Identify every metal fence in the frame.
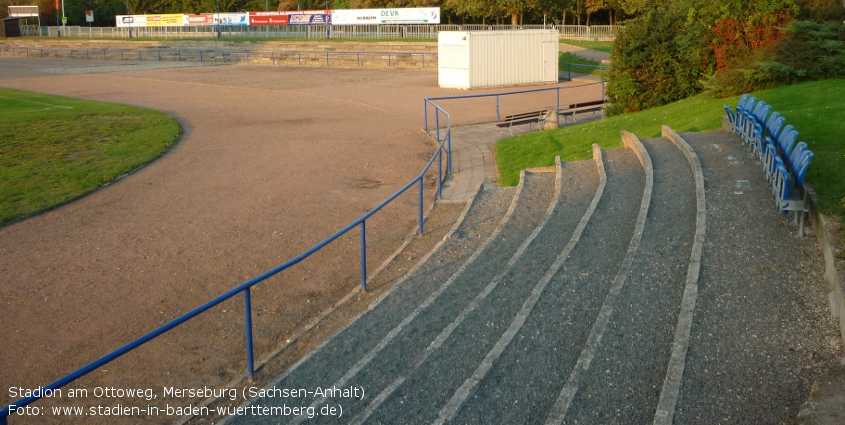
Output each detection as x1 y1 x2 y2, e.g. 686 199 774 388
30 24 619 40
559 25 620 40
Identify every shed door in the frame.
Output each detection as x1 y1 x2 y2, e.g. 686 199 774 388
543 41 558 82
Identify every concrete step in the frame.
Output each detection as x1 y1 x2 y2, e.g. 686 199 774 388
443 141 650 424
559 134 697 424
672 130 842 425
0 45 437 69
223 181 521 425
341 157 602 424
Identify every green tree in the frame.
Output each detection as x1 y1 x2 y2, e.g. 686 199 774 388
605 7 705 114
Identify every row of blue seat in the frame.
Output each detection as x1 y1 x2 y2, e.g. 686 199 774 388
724 94 814 236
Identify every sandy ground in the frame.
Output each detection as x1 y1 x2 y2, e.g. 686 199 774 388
0 57 590 424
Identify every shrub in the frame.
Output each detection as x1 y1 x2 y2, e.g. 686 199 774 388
605 8 706 114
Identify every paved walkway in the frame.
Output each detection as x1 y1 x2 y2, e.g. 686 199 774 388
559 43 611 64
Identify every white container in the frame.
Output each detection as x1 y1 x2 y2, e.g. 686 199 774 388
438 30 559 89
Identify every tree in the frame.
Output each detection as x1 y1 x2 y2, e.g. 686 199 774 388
605 7 706 113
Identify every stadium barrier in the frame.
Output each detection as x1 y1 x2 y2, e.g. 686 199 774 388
29 24 621 40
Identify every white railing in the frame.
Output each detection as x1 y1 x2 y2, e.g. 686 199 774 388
31 24 620 40
559 25 621 40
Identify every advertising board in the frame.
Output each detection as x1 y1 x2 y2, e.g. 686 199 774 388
331 8 439 25
116 15 147 27
146 14 185 26
214 13 249 26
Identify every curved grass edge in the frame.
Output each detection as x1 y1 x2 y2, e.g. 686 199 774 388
0 87 183 226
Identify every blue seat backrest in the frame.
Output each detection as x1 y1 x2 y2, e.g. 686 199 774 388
737 94 749 110
789 142 807 170
795 151 814 185
779 129 798 156
777 124 794 145
757 104 772 125
742 97 758 113
768 116 785 139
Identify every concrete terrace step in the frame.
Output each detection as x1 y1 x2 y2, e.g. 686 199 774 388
225 167 562 425
673 130 842 424
357 165 590 424
0 45 437 69
447 141 650 424
222 181 520 425
559 134 697 424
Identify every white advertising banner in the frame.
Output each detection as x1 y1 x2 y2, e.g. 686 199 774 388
331 8 440 25
116 15 147 27
213 13 249 26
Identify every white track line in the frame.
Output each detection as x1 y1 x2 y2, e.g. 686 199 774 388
544 133 654 425
354 164 568 425
0 95 74 110
284 175 528 425
652 126 706 425
434 147 608 425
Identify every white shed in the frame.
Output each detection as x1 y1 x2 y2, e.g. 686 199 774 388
438 30 559 90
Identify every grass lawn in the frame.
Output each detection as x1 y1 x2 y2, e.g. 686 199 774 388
495 79 845 216
0 88 182 225
559 39 613 53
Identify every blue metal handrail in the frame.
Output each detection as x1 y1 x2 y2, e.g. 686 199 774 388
0 46 437 68
560 62 609 82
0 120 450 424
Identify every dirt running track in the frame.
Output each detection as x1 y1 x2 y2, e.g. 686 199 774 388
0 57 598 424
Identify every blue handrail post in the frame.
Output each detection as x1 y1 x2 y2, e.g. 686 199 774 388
435 111 440 143
418 179 424 235
244 288 255 382
496 96 500 121
423 100 428 132
446 119 452 174
568 64 572 81
360 221 367 291
437 148 442 199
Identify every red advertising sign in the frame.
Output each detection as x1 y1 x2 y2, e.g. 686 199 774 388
186 14 213 25
249 12 289 26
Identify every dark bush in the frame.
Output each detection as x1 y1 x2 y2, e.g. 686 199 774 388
605 8 708 115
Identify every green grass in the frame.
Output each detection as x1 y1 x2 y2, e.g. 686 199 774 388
559 39 613 53
0 88 182 225
495 78 845 216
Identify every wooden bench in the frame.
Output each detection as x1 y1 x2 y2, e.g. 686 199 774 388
560 99 607 124
495 109 550 136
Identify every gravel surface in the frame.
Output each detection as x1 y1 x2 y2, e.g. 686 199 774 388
445 147 644 424
674 131 842 425
360 172 558 424
226 185 516 425
448 158 602 424
565 137 696 424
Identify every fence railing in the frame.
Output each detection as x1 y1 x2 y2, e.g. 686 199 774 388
423 82 607 148
24 24 619 40
0 105 452 425
0 45 437 68
559 25 621 40
560 62 609 82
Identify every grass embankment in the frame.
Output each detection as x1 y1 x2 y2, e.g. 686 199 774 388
495 79 845 216
0 88 182 225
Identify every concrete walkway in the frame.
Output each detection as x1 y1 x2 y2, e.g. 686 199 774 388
559 43 611 64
